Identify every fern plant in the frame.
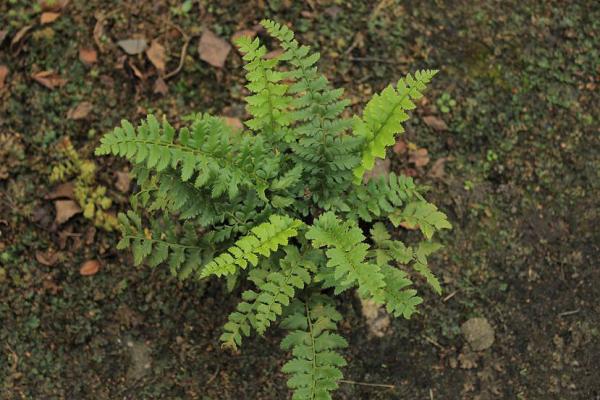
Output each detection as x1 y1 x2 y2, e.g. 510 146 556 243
96 20 451 399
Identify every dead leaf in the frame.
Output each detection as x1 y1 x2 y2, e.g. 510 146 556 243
423 115 448 131
93 16 105 50
364 159 390 182
115 171 132 193
40 0 69 11
399 221 419 230
79 47 97 66
54 200 81 224
393 139 407 154
35 250 59 266
46 182 75 200
67 101 93 120
265 49 284 60
428 157 449 179
231 29 256 43
118 38 148 55
153 77 168 95
0 65 8 89
222 117 243 132
32 70 67 89
40 12 60 24
409 148 430 167
80 259 100 276
10 24 34 49
198 30 231 68
126 59 146 80
146 40 166 72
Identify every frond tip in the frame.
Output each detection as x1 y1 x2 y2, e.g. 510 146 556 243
352 69 438 183
280 295 347 400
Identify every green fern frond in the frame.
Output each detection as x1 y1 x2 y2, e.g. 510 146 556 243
235 35 293 143
117 211 205 278
262 19 358 206
380 264 423 318
344 172 424 221
280 295 347 400
306 212 386 302
200 215 304 278
389 201 452 240
352 70 438 183
96 114 274 200
220 247 315 350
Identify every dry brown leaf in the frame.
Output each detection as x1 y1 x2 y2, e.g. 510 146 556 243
93 16 105 50
54 200 81 224
231 29 257 44
153 77 168 95
79 47 97 66
222 117 243 132
80 259 100 276
11 24 33 49
364 159 390 182
198 30 231 68
399 221 419 230
428 157 449 179
409 148 430 167
118 38 148 55
0 65 8 89
40 12 60 24
40 0 69 11
32 70 67 89
265 49 284 60
146 40 166 72
423 115 448 131
67 101 93 120
35 250 59 266
126 60 146 80
393 139 407 154
46 182 75 200
115 171 132 193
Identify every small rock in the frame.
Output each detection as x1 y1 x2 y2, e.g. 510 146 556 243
461 317 495 351
360 297 391 338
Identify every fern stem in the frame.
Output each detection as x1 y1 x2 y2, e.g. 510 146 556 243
305 300 318 400
122 235 201 250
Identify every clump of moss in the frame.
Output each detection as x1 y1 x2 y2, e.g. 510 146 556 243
50 137 117 231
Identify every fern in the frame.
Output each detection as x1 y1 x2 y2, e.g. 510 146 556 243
353 70 438 183
280 295 347 400
96 20 451 399
221 246 315 349
306 212 386 302
199 215 304 278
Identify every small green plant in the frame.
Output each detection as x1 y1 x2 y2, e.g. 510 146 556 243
96 20 451 399
436 92 456 113
50 137 118 231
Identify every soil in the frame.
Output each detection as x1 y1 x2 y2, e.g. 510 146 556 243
1 1 599 399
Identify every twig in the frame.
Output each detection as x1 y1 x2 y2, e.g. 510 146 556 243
423 335 444 350
339 379 395 389
430 388 434 400
164 23 195 80
558 309 580 318
206 366 220 385
442 291 457 302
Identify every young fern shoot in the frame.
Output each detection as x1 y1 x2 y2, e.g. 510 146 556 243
96 19 451 400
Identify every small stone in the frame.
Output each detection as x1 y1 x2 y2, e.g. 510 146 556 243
461 317 495 351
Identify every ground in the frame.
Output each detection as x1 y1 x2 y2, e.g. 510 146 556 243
0 1 599 399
